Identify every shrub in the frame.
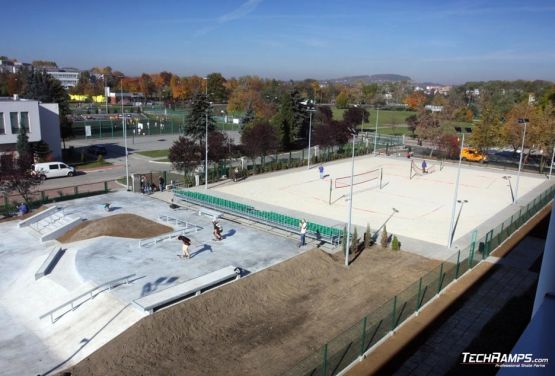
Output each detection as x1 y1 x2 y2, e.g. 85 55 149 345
341 225 347 255
392 235 400 251
350 227 358 254
364 223 371 249
96 154 105 163
380 226 389 248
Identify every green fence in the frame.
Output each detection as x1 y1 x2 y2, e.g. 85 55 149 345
174 189 344 245
2 181 113 214
283 184 555 376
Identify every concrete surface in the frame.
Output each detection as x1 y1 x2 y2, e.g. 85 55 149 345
0 190 305 376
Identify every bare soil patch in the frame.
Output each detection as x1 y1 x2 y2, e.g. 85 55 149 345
64 247 438 376
57 213 172 243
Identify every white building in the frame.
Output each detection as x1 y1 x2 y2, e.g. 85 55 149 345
45 68 80 88
0 97 61 160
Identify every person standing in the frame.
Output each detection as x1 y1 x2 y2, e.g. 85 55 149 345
177 235 191 258
213 220 223 241
299 219 308 247
159 176 165 192
421 160 428 174
318 165 324 179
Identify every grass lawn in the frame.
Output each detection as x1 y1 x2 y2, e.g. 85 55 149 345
75 160 112 169
136 149 168 158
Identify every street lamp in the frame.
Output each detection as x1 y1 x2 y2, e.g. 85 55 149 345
373 106 379 155
449 199 468 246
345 128 357 267
447 133 465 247
549 145 555 179
204 77 209 190
514 118 528 203
503 176 515 203
306 101 316 169
120 81 129 190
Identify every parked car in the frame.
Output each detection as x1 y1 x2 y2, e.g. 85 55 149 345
86 145 107 156
461 147 487 163
33 162 75 180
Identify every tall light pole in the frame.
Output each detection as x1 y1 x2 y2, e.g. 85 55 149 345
373 106 379 155
450 199 468 246
514 118 528 203
307 101 316 169
503 176 515 203
549 145 555 179
447 133 465 247
120 81 129 190
345 128 357 267
204 77 208 190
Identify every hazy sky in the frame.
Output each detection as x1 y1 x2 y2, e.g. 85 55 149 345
3 0 555 83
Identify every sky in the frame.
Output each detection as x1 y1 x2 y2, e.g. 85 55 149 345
2 0 555 84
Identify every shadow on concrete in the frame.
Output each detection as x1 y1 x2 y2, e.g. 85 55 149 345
141 276 180 297
41 303 132 375
190 244 213 258
222 229 236 239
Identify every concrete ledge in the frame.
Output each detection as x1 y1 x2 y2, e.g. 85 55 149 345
18 206 58 228
40 216 82 242
346 202 552 376
134 266 240 314
35 247 64 280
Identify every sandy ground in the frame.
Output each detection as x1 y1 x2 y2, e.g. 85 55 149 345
62 247 438 376
57 214 172 243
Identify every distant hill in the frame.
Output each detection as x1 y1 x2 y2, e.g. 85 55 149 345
322 74 412 84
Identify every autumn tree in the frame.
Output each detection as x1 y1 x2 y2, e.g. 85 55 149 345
241 121 279 167
404 91 427 109
207 131 230 163
0 152 42 206
343 107 369 128
469 106 502 152
168 136 202 172
207 73 228 103
335 91 349 109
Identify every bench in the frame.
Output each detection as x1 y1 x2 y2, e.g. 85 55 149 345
35 247 65 280
198 207 222 220
134 266 240 314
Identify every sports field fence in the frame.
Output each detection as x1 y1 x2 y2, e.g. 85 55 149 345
283 183 555 376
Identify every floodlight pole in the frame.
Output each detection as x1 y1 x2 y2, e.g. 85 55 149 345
345 130 356 267
307 109 313 169
120 81 129 190
514 119 528 203
204 77 208 190
447 133 464 248
373 107 379 155
549 145 555 179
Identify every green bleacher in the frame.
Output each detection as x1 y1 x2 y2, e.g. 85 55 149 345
173 188 344 245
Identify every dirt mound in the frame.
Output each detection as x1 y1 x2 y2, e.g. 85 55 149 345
64 248 438 375
57 214 172 243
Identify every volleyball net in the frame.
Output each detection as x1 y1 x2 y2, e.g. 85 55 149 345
335 168 381 189
410 159 443 179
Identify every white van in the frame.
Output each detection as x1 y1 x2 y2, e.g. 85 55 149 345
33 162 75 180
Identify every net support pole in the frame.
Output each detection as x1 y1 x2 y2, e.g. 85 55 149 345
410 161 413 180
380 168 383 189
329 179 333 205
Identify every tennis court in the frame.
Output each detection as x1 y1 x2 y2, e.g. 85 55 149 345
212 155 546 249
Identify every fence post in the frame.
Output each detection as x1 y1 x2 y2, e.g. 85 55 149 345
391 295 397 330
455 250 461 279
416 277 423 310
360 316 367 356
104 181 108 192
322 343 328 376
41 191 46 204
74 186 78 196
437 263 444 293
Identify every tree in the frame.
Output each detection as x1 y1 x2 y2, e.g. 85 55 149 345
470 106 502 152
207 73 228 103
391 236 400 251
242 103 255 126
272 89 306 149
21 69 73 149
335 91 349 109
343 107 369 128
16 125 33 170
185 93 216 144
168 136 202 172
404 91 427 109
207 131 230 163
241 120 279 164
405 114 418 135
380 226 389 248
0 152 42 206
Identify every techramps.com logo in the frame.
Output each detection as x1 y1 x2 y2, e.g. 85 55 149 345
461 352 549 368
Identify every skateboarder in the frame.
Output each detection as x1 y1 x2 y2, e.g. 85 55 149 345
177 235 191 258
213 220 223 241
299 219 307 247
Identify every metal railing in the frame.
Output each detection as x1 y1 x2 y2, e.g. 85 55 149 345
39 273 136 324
